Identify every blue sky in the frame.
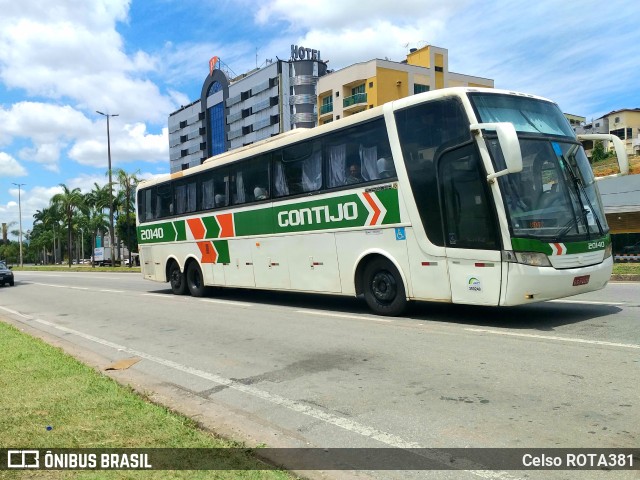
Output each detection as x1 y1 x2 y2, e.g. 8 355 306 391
1 0 638 236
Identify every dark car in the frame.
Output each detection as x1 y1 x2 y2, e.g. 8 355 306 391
622 241 640 254
0 262 14 286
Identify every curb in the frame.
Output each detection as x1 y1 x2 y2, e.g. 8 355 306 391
610 274 640 282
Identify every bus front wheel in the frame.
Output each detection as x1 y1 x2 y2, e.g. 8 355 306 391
363 258 407 316
169 262 187 295
186 262 208 297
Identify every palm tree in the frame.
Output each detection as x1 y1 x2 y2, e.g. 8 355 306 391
86 182 111 261
33 206 62 264
115 168 140 266
52 184 86 267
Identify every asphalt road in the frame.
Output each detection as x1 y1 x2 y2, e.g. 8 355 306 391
1 271 638 479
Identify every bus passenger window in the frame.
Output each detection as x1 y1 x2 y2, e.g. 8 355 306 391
156 184 173 218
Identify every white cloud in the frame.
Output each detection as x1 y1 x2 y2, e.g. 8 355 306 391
0 152 28 177
69 123 168 167
0 0 177 124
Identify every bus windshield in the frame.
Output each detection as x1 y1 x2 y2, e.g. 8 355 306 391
469 93 607 241
469 93 575 137
486 137 608 241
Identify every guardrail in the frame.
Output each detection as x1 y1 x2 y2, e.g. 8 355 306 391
614 254 640 262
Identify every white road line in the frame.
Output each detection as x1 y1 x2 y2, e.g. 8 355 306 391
296 309 392 322
199 298 253 307
33 282 66 288
549 299 624 305
100 289 125 293
0 306 33 319
70 287 89 291
466 328 640 350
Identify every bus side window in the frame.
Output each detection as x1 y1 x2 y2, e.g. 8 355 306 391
156 184 173 218
276 141 322 197
439 144 499 250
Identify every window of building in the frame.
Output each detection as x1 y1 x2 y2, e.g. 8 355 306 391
369 82 374 88
207 81 222 97
351 84 365 96
209 102 225 155
414 84 430 94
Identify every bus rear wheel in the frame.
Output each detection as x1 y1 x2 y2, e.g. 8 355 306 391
186 262 208 297
363 258 407 316
169 262 187 295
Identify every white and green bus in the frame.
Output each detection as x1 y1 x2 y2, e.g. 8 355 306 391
136 87 627 316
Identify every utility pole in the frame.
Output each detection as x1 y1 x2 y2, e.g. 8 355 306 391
11 183 25 267
96 111 119 267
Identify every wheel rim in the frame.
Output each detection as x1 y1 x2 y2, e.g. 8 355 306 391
171 269 181 287
371 270 397 303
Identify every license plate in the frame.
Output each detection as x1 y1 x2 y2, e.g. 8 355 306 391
572 275 590 286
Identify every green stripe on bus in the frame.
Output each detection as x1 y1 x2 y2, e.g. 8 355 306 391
137 189 401 243
511 235 610 255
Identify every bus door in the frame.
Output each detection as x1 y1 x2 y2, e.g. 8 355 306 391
439 144 503 305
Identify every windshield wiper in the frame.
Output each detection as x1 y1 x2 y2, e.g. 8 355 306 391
555 145 604 239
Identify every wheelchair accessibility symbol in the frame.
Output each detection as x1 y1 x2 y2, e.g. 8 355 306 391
395 227 406 241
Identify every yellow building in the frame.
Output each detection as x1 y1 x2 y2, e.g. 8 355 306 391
606 109 640 156
317 45 493 125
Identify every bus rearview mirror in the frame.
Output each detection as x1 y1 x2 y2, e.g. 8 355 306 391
470 122 523 181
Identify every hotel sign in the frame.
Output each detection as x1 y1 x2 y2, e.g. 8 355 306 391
290 45 321 61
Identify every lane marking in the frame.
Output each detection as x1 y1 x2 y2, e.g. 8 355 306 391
100 289 125 293
33 282 66 288
549 299 624 305
199 298 253 307
70 287 89 291
0 306 33 319
466 328 640 350
296 309 392 323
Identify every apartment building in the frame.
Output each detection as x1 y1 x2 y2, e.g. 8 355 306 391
169 47 327 173
317 45 493 125
577 108 640 156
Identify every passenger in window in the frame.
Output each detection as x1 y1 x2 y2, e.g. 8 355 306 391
254 186 269 200
345 164 363 184
214 194 225 207
377 157 395 178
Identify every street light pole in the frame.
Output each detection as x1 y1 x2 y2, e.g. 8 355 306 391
96 111 119 267
12 182 25 267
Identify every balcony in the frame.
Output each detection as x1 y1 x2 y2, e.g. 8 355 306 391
343 92 368 114
320 102 333 115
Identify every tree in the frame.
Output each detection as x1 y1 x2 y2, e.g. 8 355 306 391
52 184 86 267
114 168 140 266
33 206 62 264
591 140 608 163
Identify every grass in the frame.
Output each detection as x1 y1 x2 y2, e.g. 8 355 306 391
612 262 640 275
592 154 640 176
0 321 295 480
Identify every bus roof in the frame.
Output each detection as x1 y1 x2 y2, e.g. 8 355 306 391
138 87 555 190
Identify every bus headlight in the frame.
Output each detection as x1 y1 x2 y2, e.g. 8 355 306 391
515 252 552 267
502 250 551 266
603 243 612 259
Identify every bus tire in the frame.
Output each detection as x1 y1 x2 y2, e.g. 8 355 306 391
186 262 208 297
363 258 407 316
169 262 187 295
